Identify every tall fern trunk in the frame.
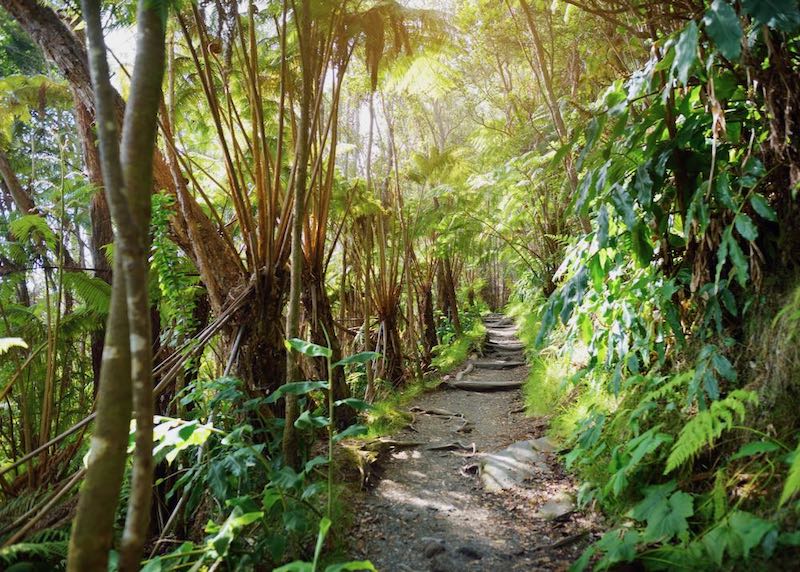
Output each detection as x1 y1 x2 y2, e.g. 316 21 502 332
421 284 438 365
283 0 312 469
237 281 288 398
437 257 461 335
379 307 405 387
302 271 353 427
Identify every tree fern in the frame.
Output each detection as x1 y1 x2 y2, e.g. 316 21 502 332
0 530 69 569
0 541 68 567
665 390 757 474
8 214 56 250
62 272 111 315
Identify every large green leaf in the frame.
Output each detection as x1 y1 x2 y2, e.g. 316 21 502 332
703 0 743 60
333 352 381 368
630 482 694 542
294 410 329 429
672 22 699 85
750 194 778 222
741 0 800 31
734 214 758 241
332 424 368 443
631 223 654 266
265 381 329 404
285 338 332 358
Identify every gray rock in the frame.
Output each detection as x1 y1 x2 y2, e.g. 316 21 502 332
530 436 559 453
429 553 460 572
456 545 483 560
423 539 446 558
480 440 548 491
534 492 575 520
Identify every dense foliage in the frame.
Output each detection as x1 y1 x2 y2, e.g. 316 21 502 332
1 0 800 570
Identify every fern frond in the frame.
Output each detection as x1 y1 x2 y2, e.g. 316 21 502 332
8 214 56 250
780 439 800 506
0 540 68 567
63 272 111 315
665 390 757 474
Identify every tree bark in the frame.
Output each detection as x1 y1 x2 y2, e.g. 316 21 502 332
283 0 312 468
67 0 166 569
302 269 353 427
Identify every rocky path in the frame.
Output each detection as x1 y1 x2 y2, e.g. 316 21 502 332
349 314 599 571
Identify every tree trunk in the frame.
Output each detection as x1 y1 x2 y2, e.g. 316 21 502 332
437 257 461 335
421 284 438 365
379 308 405 387
302 270 353 427
74 94 113 391
68 0 166 569
283 0 312 468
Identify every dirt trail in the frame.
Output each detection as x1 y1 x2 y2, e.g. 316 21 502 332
349 315 599 571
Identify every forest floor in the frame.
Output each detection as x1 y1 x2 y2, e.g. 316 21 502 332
348 315 602 571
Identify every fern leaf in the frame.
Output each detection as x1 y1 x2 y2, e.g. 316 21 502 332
780 439 800 506
0 540 68 566
8 214 56 250
63 272 111 315
665 390 757 474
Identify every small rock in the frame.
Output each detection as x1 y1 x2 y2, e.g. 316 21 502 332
430 553 460 572
423 539 446 558
456 545 483 560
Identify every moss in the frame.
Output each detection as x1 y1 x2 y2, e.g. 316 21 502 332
430 319 486 373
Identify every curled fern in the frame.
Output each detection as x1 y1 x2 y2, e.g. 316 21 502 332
665 390 757 474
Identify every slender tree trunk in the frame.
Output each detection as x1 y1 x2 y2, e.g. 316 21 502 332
421 283 438 363
283 0 312 468
68 0 165 569
67 256 131 572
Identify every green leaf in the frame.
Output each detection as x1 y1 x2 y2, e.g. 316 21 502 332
596 205 609 247
285 338 332 358
595 529 639 567
8 214 56 249
0 337 27 354
780 438 800 505
265 381 329 404
715 230 730 286
611 184 636 230
703 0 743 60
741 0 800 31
672 22 699 86
631 223 654 266
727 234 749 287
313 517 332 569
750 194 778 222
333 352 381 368
630 482 694 542
730 440 781 461
333 424 368 443
734 214 758 241
294 410 329 429
704 510 776 564
274 562 313 572
335 398 374 411
303 456 329 475
325 562 378 572
711 352 736 381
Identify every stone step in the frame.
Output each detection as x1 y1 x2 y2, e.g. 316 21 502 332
447 380 524 391
473 360 527 370
485 340 524 351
